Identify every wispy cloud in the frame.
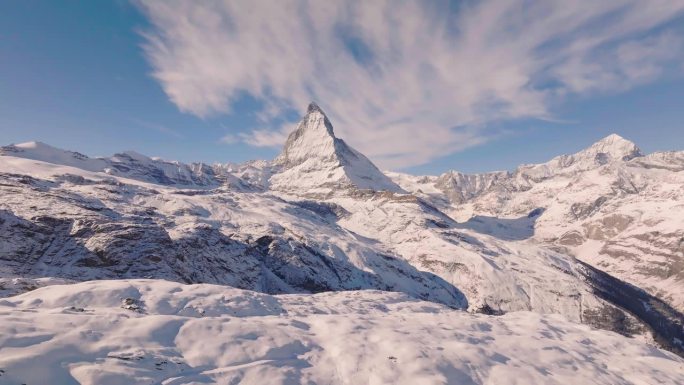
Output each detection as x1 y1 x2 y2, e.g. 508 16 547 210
240 126 290 148
218 133 239 145
137 0 684 168
220 126 290 148
133 118 183 139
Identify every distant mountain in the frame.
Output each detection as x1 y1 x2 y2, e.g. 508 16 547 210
1 104 683 357
390 134 684 312
0 141 226 187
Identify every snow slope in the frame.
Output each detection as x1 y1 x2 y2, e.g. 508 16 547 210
0 279 682 385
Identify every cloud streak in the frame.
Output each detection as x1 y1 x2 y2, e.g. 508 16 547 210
133 118 184 139
219 126 290 147
137 0 684 168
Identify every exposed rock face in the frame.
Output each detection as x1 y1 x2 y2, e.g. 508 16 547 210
435 171 508 204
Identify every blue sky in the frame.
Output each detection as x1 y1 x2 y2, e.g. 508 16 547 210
1 1 684 174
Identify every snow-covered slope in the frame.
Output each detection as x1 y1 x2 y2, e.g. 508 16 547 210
391 134 684 312
0 279 682 385
0 165 464 307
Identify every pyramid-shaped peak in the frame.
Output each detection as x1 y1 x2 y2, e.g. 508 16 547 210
271 103 404 194
275 103 338 167
301 101 334 136
603 133 625 140
307 101 325 114
587 133 642 161
595 133 632 145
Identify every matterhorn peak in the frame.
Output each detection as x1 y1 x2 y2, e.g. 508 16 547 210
274 101 338 168
270 102 404 195
307 101 324 114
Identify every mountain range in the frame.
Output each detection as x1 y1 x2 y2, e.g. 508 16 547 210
0 103 683 384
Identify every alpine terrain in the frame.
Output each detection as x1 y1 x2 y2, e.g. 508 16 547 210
0 103 682 384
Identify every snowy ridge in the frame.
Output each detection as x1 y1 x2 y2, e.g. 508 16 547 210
391 134 684 312
0 141 109 172
0 141 238 188
0 279 682 385
516 133 643 181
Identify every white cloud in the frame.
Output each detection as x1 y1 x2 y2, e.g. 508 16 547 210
221 126 290 148
218 133 239 144
137 0 684 168
133 118 183 139
240 126 291 148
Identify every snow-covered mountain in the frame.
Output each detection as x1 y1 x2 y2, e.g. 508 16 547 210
270 102 405 195
0 108 626 320
0 141 230 188
1 103 683 381
390 134 684 313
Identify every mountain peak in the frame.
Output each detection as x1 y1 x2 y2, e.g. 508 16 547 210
307 101 324 114
13 141 61 152
270 103 404 194
274 103 336 168
516 133 644 179
598 133 628 143
587 133 642 162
